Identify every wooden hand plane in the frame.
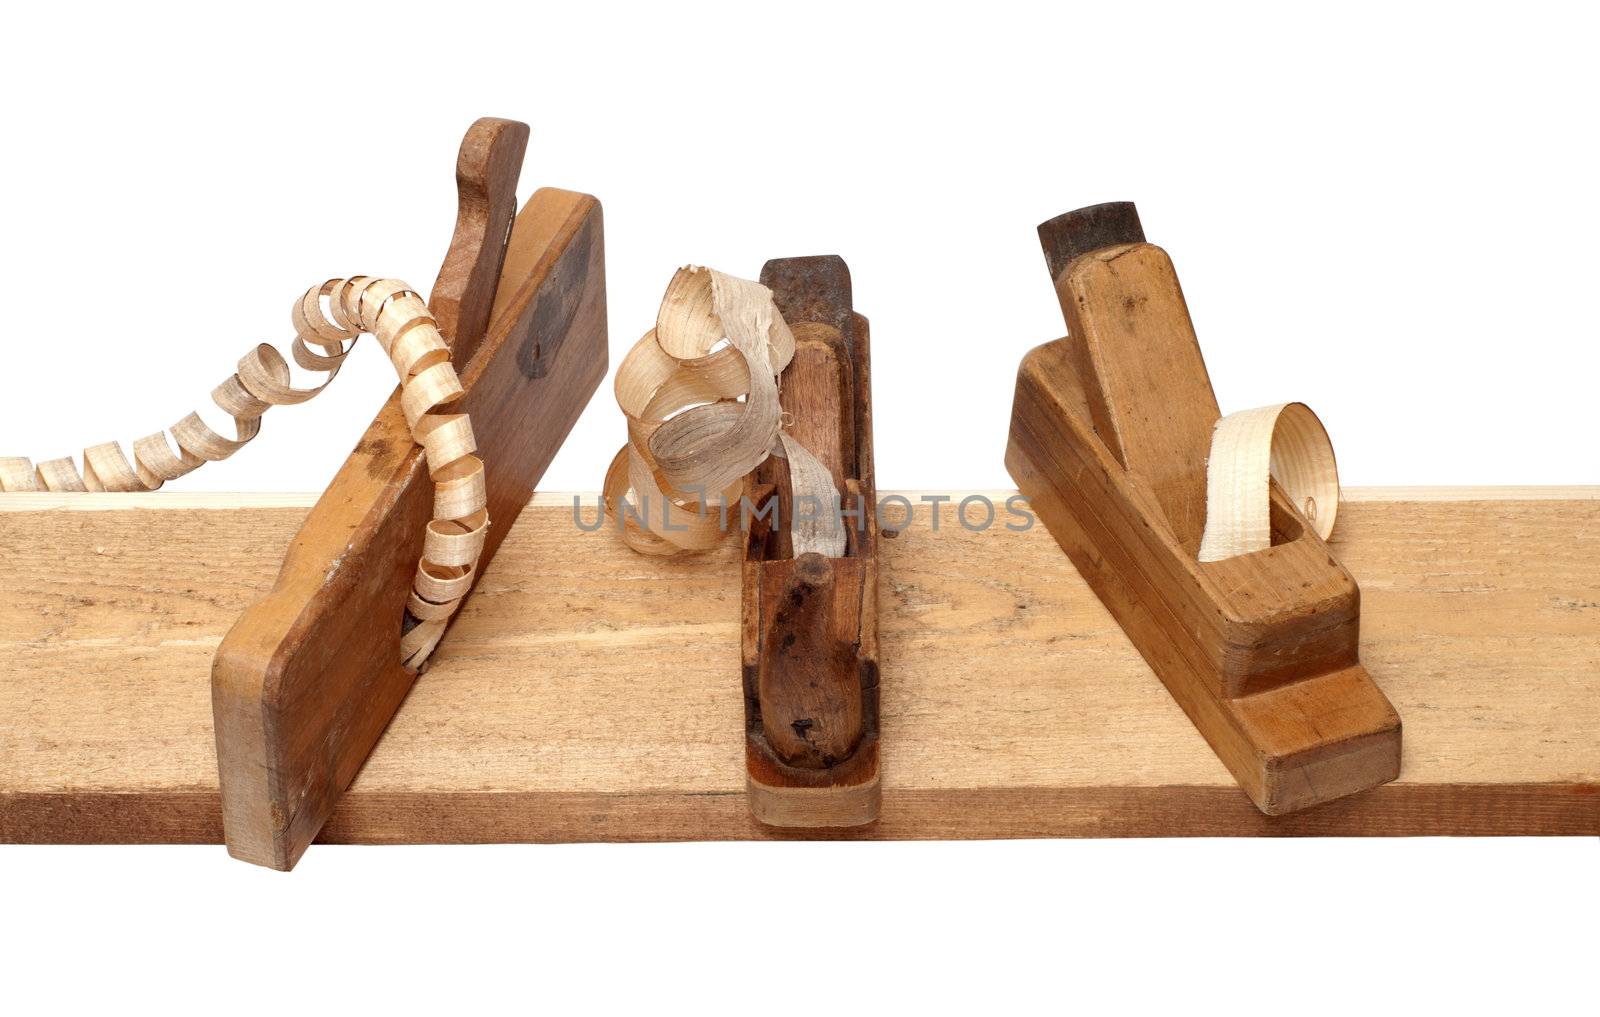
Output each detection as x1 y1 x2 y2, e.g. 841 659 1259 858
1007 202 1400 815
212 118 608 869
742 256 881 827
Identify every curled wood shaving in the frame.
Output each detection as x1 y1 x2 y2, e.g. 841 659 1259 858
1198 401 1339 562
0 278 485 670
604 266 844 557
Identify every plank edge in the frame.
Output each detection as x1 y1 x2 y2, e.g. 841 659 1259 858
4 486 1596 513
5 783 1596 843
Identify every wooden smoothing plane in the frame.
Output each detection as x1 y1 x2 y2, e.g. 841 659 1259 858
1006 202 1400 815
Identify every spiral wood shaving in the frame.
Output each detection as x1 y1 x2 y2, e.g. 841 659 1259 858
1198 402 1340 562
604 266 845 557
0 278 486 669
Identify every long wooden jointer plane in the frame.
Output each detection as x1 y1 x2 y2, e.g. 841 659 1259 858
211 117 608 870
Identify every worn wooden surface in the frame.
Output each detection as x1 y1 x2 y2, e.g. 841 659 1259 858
427 118 529 368
1012 205 1400 815
743 256 881 827
211 117 608 869
2 489 1596 842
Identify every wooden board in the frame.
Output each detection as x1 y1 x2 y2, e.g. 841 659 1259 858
2 489 1597 842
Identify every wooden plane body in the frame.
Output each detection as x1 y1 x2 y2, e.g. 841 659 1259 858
741 256 881 827
212 118 608 868
1006 203 1400 815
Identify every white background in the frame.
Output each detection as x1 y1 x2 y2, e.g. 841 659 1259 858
2 2 1596 1013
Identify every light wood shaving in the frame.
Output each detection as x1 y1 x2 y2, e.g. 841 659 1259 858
0 278 485 669
604 266 844 557
1198 401 1339 562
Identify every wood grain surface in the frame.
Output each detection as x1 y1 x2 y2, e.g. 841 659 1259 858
1 490 1596 842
